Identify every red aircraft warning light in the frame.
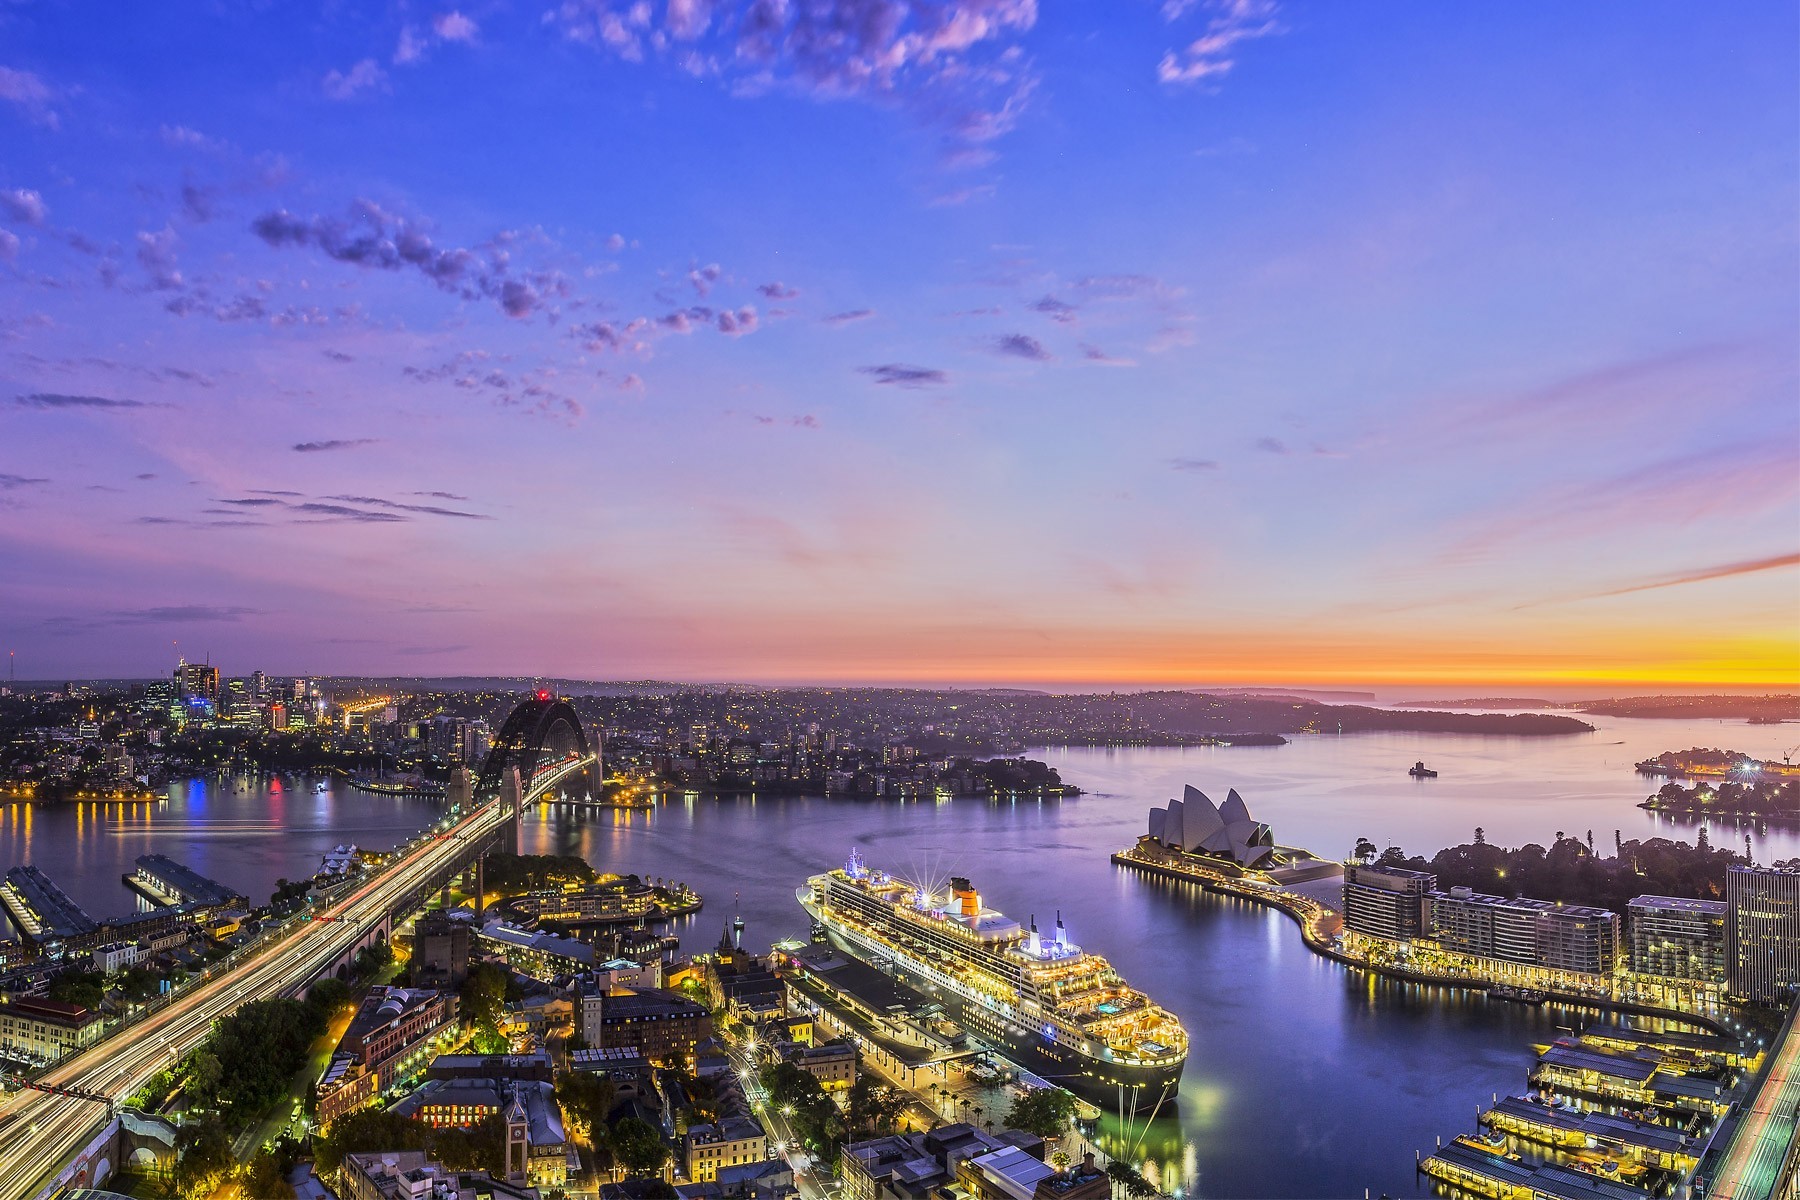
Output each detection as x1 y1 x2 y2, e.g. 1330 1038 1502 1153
536 689 551 701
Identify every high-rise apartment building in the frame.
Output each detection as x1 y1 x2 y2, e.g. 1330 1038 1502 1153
1627 895 1728 985
1342 864 1436 942
1429 888 1618 976
1727 865 1800 1004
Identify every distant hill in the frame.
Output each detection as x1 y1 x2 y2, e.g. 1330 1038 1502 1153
1396 698 1561 709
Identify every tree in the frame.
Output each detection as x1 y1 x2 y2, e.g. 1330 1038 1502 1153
172 1115 235 1200
608 1115 671 1177
242 1148 298 1200
185 1049 224 1107
1005 1087 1080 1138
1352 838 1377 864
555 1071 617 1142
48 971 106 1012
1472 827 1485 846
1106 1161 1157 1199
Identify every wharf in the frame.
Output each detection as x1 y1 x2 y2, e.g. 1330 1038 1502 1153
125 854 245 909
1482 1096 1698 1170
0 865 98 942
1421 1137 1657 1200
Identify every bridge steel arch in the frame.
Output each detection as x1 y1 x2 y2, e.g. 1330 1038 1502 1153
474 696 602 832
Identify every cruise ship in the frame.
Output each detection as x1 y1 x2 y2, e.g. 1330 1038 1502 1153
799 850 1187 1111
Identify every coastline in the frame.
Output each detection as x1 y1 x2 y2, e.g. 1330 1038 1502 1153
1110 847 1728 1036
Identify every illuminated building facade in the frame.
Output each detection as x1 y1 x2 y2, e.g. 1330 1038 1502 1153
1728 864 1800 1004
1342 864 1435 943
1626 894 1727 994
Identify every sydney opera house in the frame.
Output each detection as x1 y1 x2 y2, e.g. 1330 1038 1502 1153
1146 785 1278 869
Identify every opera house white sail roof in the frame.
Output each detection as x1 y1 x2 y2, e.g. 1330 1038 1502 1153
1146 784 1277 868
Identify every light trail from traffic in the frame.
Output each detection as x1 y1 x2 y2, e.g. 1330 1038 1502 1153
0 795 507 1200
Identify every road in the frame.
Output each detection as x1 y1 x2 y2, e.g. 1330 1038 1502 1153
1707 1003 1800 1200
0 797 507 1200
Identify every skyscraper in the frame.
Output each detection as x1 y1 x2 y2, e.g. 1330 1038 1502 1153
175 663 220 704
1727 865 1800 1004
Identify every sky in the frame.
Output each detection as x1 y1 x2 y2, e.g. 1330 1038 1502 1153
1 1 1797 689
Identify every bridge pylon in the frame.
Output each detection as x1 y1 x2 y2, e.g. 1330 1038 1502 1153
501 766 522 852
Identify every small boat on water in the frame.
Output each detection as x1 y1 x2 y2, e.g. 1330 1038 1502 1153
1409 761 1438 779
1489 985 1545 1005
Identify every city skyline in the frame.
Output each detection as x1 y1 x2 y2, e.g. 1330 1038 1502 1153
2 2 1796 687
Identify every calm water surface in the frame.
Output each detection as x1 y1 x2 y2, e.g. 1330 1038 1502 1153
5 714 1796 1197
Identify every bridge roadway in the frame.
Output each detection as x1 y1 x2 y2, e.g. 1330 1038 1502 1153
0 793 510 1200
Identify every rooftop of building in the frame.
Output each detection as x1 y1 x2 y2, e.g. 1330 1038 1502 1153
132 854 243 905
1346 864 1437 883
425 1051 552 1078
1431 888 1617 921
1534 1041 1662 1086
1427 1139 1659 1200
599 987 708 1019
1487 1095 1694 1155
689 1116 766 1146
1627 894 1729 914
342 986 451 1052
0 995 100 1027
478 920 596 966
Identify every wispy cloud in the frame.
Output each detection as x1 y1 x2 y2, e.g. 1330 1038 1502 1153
13 392 149 410
322 59 388 101
293 438 379 453
322 494 494 520
550 0 1040 161
1526 553 1800 608
1444 443 1800 564
1 188 48 226
824 309 874 326
860 364 948 389
1168 457 1218 472
0 66 59 127
993 333 1051 361
1159 0 1282 85
45 605 261 632
1081 345 1136 367
252 199 567 319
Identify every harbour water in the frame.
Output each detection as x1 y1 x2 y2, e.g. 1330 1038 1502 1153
3 713 1796 1195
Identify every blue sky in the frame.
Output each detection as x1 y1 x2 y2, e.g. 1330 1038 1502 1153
1 1 1796 685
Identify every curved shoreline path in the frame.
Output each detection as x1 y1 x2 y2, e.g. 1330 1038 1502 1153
1111 844 1728 1035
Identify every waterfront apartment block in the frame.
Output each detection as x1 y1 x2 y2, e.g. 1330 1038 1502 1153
0 996 102 1063
1727 864 1800 1004
1430 887 1618 976
1342 864 1435 942
1340 871 1620 988
1626 894 1727 989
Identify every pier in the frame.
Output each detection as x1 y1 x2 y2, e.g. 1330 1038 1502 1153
0 866 99 944
124 855 247 910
